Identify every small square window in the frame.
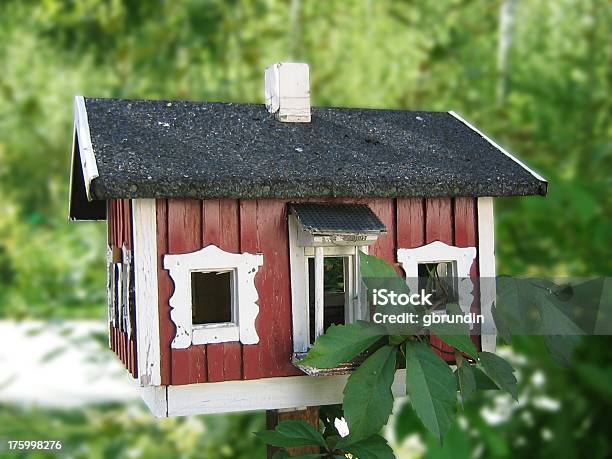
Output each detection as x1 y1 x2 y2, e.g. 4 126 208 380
191 271 233 325
418 261 458 309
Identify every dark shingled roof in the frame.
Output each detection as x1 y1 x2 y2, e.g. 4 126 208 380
290 204 387 235
72 97 547 216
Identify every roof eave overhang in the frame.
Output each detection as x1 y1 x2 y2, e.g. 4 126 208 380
68 96 106 221
448 110 548 195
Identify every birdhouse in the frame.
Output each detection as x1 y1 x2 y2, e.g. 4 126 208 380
68 63 547 417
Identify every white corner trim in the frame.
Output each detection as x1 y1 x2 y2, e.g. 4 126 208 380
74 95 99 200
164 245 263 348
138 384 167 417
448 110 547 183
164 370 407 416
132 199 162 387
397 241 477 317
477 198 497 352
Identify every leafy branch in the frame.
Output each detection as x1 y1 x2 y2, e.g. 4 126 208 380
257 253 586 457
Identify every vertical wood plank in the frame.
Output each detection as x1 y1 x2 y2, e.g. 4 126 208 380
396 198 425 249
171 350 191 385
223 342 243 380
124 199 133 249
202 199 225 382
256 200 297 377
203 199 243 382
190 345 208 383
426 198 453 244
426 197 456 361
219 199 242 380
240 200 263 379
168 199 202 385
156 199 172 385
132 199 162 386
206 345 225 382
368 199 396 266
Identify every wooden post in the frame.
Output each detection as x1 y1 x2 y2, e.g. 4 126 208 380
266 406 320 457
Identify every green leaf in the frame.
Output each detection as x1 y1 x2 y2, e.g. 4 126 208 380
359 251 401 279
394 401 427 442
537 291 585 336
428 322 478 359
544 334 582 366
359 251 411 298
343 345 397 441
473 366 499 390
337 434 395 459
423 421 471 459
255 420 327 449
455 364 477 403
478 352 518 400
299 322 384 369
405 342 457 442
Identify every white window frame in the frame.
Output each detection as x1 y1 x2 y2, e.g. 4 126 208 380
289 215 371 354
164 245 263 348
397 241 477 321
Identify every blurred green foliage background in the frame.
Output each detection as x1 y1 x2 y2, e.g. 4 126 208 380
0 0 610 457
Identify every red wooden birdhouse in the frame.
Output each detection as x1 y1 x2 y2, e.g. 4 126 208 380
68 63 547 416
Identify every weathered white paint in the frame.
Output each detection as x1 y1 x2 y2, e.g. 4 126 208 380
165 370 407 417
314 246 324 340
448 111 547 183
132 199 162 387
477 197 497 352
73 96 99 200
397 241 477 319
138 385 167 417
122 246 133 337
164 245 263 348
264 62 311 122
288 215 311 353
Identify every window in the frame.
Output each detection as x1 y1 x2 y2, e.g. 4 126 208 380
417 261 458 311
306 254 357 344
397 241 476 318
288 204 387 356
308 257 347 342
191 271 234 325
164 245 263 348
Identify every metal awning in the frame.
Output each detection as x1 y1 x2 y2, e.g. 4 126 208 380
289 203 387 235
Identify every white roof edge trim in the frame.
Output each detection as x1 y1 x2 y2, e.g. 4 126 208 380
74 95 99 200
448 110 547 183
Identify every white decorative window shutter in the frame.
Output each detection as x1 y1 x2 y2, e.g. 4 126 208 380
164 245 263 348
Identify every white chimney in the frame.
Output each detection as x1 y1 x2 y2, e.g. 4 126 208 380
264 62 311 122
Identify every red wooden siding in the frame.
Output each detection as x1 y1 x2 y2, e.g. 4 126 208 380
107 199 137 378
397 197 480 362
157 197 480 384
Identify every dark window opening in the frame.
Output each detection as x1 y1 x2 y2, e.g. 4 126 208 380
308 257 346 343
191 271 233 325
417 261 457 310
